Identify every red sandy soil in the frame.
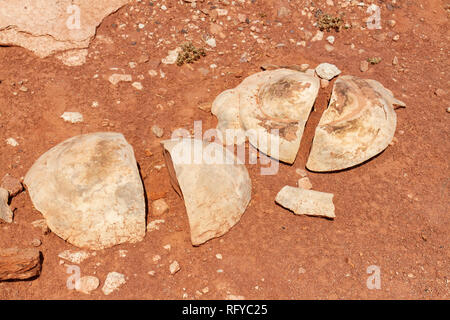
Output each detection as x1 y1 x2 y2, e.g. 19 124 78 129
0 0 448 299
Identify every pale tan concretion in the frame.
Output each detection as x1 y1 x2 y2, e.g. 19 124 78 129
306 75 406 172
275 186 335 219
212 69 320 164
162 138 252 246
24 132 146 250
239 69 320 163
0 0 129 58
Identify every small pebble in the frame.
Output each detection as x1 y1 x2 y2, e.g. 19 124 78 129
169 261 181 275
152 199 169 216
31 239 41 247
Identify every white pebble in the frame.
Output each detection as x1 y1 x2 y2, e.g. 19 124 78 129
169 261 181 275
5 138 19 147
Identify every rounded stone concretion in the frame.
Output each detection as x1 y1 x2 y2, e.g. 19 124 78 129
307 75 406 172
162 138 252 246
212 69 320 164
24 132 146 250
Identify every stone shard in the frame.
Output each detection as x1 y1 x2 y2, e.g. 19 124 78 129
275 186 335 219
0 188 13 223
162 138 251 246
161 47 182 64
0 247 41 281
109 74 133 85
0 0 129 59
24 132 146 250
61 112 83 123
212 69 320 163
151 199 169 216
307 75 406 172
56 49 88 67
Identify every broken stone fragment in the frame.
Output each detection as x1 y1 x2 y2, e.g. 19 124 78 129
151 125 164 138
1 174 23 198
147 219 165 232
109 74 132 85
102 272 126 295
169 260 181 275
275 186 335 219
76 275 100 294
31 219 50 235
0 0 130 61
162 138 251 246
151 199 169 216
307 75 406 172
0 247 42 281
58 250 91 264
56 49 88 67
212 69 320 163
162 47 182 64
61 112 83 123
297 177 313 190
0 188 13 223
315 63 341 80
24 132 146 250
240 69 320 163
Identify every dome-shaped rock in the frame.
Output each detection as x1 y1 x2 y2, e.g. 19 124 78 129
306 75 406 172
24 132 146 250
